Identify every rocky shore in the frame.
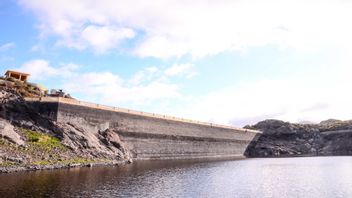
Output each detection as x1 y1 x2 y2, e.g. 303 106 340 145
0 87 132 173
0 159 130 173
244 119 352 157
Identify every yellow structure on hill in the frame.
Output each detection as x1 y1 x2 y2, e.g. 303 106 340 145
2 70 48 96
5 70 30 82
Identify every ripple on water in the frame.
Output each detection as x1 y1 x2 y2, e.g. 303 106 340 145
0 157 352 198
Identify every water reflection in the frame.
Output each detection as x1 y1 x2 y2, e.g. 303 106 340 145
0 157 352 198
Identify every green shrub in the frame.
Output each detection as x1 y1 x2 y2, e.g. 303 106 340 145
22 129 66 151
0 161 16 167
32 160 51 166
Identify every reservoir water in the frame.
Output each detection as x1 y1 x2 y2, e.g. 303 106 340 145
0 157 352 198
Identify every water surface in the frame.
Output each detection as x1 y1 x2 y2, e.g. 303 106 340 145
0 157 352 198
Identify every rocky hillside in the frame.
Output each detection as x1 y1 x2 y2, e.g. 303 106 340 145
0 77 43 98
244 119 352 157
0 87 131 173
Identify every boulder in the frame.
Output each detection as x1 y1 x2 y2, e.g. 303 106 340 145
0 119 24 146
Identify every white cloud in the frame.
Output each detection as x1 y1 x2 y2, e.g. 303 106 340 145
63 71 180 106
0 42 15 51
164 63 193 77
19 0 352 58
15 58 352 127
15 59 191 107
31 43 46 53
130 66 159 85
145 66 158 73
80 25 135 53
17 59 79 80
130 63 196 86
177 74 352 126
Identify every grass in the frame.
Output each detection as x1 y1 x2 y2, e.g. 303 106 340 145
63 157 110 164
0 161 16 167
68 158 95 164
0 129 112 168
32 158 98 166
0 139 6 145
22 129 67 152
32 160 52 166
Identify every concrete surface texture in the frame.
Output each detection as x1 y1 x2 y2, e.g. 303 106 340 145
27 97 261 160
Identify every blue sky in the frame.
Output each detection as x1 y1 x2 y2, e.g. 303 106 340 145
1 0 352 126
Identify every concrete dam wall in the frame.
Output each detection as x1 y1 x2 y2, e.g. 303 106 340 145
26 97 261 160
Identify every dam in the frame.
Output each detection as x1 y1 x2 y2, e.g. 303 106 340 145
26 97 261 160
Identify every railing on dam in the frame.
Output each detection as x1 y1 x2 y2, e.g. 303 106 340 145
25 97 260 134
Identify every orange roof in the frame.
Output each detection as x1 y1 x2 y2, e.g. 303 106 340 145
5 70 30 76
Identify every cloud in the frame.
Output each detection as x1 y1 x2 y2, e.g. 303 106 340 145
62 71 181 106
0 42 15 51
130 66 159 85
16 59 191 107
19 0 352 58
30 43 46 53
177 74 352 126
15 58 352 127
62 62 198 105
130 63 196 86
164 63 193 77
17 59 79 80
79 25 135 53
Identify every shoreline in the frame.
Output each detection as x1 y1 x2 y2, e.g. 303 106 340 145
0 155 245 174
3 155 352 174
0 159 131 174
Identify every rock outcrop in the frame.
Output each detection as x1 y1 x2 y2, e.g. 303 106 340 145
0 118 24 146
0 87 131 172
244 119 352 157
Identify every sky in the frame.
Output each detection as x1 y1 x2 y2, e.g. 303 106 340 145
1 0 352 126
